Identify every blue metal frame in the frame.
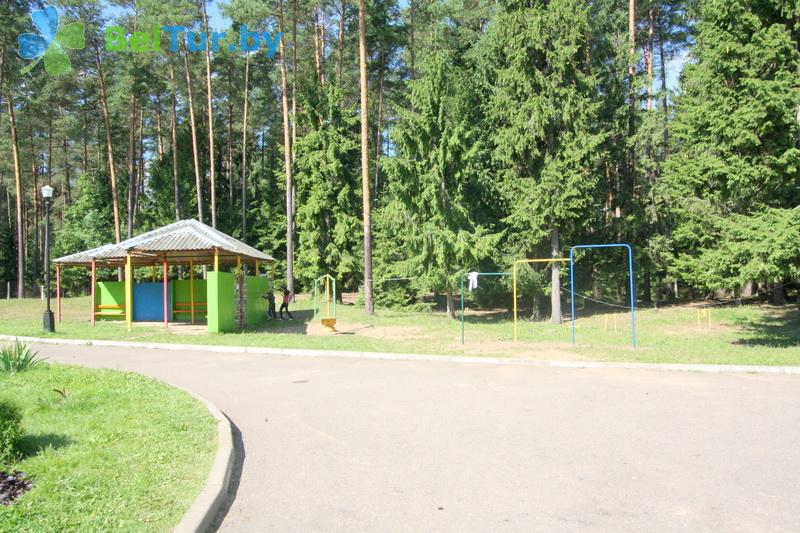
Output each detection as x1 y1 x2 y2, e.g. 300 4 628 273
569 243 636 348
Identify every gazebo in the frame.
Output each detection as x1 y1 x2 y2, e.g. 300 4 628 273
53 219 277 332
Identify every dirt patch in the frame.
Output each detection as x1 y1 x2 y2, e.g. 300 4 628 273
0 471 32 506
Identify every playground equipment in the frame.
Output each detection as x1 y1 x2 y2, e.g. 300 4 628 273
513 258 570 342
569 243 636 348
460 271 511 344
313 274 337 332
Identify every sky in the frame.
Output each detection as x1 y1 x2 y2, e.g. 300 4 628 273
100 1 687 92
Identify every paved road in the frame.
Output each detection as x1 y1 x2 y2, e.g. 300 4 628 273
35 343 800 532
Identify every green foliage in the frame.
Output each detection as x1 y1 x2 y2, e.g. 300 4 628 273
0 341 44 374
293 85 364 291
476 0 604 252
379 48 498 309
662 0 800 291
0 399 23 465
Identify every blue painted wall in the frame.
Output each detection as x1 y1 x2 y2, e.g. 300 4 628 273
133 282 173 321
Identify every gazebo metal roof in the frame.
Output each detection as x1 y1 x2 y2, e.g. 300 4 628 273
54 219 276 267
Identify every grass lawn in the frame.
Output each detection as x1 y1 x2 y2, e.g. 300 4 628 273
0 363 216 532
1 295 799 365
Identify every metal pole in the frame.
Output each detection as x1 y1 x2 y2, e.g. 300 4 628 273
91 260 96 326
626 244 636 348
513 263 518 343
43 199 55 332
125 253 132 331
460 273 465 345
163 258 169 328
190 258 195 324
570 248 576 345
56 264 61 323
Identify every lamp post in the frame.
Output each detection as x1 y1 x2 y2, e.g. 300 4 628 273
41 185 55 332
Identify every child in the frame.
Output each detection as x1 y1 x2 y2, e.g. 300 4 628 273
279 288 293 320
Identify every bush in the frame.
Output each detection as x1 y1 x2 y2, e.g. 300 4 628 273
0 340 43 373
0 399 23 465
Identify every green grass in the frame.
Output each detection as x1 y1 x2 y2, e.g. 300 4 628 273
1 295 799 365
0 364 216 532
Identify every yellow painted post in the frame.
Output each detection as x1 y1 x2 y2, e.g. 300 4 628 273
214 249 219 272
326 276 331 319
255 260 260 276
513 258 570 343
513 262 518 342
236 256 242 276
190 258 195 324
125 253 132 331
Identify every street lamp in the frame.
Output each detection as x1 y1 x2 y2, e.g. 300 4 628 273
41 185 55 333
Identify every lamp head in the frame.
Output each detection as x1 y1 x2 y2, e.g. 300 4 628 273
41 185 54 199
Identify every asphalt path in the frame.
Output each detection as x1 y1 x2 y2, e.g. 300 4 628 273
34 343 800 532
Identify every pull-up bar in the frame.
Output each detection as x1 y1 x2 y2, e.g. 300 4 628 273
513 258 569 343
569 243 636 348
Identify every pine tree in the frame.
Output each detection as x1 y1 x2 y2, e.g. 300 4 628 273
380 49 497 318
477 0 604 322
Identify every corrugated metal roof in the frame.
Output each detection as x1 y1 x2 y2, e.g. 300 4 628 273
54 219 276 266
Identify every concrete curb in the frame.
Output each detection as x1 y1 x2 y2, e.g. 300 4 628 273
3 334 800 375
171 387 234 533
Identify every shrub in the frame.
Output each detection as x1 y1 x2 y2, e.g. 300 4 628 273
0 399 23 465
0 341 43 373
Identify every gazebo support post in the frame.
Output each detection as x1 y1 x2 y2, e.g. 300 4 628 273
56 264 61 323
190 258 195 324
255 260 259 276
214 249 219 271
125 253 132 331
163 258 169 328
91 259 96 326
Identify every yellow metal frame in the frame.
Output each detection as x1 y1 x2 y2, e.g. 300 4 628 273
125 253 133 331
512 258 570 342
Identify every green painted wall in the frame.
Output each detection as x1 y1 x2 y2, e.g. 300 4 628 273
172 279 208 322
207 272 236 333
96 281 125 320
246 276 270 327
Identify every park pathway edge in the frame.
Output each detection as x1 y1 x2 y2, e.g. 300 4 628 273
2 334 800 375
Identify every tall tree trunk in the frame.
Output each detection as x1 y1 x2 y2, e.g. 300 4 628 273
94 46 122 243
227 100 234 215
29 120 39 289
6 95 24 298
182 44 204 223
133 109 145 229
337 0 346 82
374 56 384 198
358 0 374 315
278 0 295 295
291 0 298 157
241 52 250 243
155 95 164 159
168 62 181 221
657 9 669 159
202 1 217 228
314 8 323 85
126 93 137 238
550 227 562 324
62 137 71 206
47 114 53 185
